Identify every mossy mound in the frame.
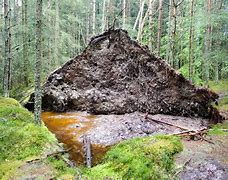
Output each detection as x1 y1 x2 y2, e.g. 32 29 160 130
0 97 58 178
84 135 183 179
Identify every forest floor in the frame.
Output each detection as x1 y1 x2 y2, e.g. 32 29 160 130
176 80 228 179
0 81 227 179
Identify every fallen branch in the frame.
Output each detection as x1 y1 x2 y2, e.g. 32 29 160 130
145 115 213 144
145 115 191 130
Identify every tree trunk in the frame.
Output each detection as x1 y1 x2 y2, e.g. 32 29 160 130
54 0 59 67
34 0 43 125
214 0 223 82
204 0 212 85
92 0 96 35
22 0 29 86
166 0 173 65
102 0 106 32
3 0 11 97
137 0 145 41
122 0 126 29
156 0 163 56
188 0 194 82
148 0 154 51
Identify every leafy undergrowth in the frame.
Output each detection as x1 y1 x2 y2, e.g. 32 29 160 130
0 97 72 179
84 135 183 179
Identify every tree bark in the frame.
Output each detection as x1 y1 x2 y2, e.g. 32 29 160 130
34 0 43 125
166 0 173 65
204 0 212 85
122 0 126 29
188 0 194 82
137 0 145 41
22 0 29 86
3 0 11 97
156 0 163 56
102 0 106 32
54 0 59 66
148 0 154 51
92 0 96 35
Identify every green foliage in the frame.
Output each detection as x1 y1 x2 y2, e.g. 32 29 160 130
84 135 183 179
178 64 204 85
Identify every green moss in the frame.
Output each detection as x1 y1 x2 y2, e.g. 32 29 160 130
0 97 21 107
84 135 183 179
0 160 23 180
0 97 58 179
47 157 80 177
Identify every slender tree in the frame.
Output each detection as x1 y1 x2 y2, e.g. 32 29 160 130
188 0 194 82
136 0 145 41
3 0 11 97
34 0 43 125
102 0 106 32
156 0 163 56
54 0 59 66
148 0 155 51
22 0 29 86
122 0 126 29
166 0 173 64
204 0 212 85
92 0 96 35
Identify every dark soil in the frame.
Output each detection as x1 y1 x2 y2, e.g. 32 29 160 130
25 29 221 121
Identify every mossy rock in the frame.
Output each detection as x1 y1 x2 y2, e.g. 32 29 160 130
85 135 183 179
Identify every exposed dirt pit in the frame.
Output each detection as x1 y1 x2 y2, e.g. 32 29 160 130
42 111 208 166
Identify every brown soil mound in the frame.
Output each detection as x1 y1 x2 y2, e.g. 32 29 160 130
25 29 221 121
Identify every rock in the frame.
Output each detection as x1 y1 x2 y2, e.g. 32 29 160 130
25 29 221 121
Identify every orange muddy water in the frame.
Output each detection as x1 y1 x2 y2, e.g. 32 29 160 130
41 112 109 166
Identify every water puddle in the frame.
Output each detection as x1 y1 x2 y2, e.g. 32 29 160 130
41 112 109 166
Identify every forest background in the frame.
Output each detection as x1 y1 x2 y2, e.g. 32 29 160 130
0 0 227 101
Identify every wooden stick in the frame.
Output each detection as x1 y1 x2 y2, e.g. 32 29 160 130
146 115 192 130
83 135 92 168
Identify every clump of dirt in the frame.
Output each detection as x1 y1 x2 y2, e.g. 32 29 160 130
26 29 221 121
